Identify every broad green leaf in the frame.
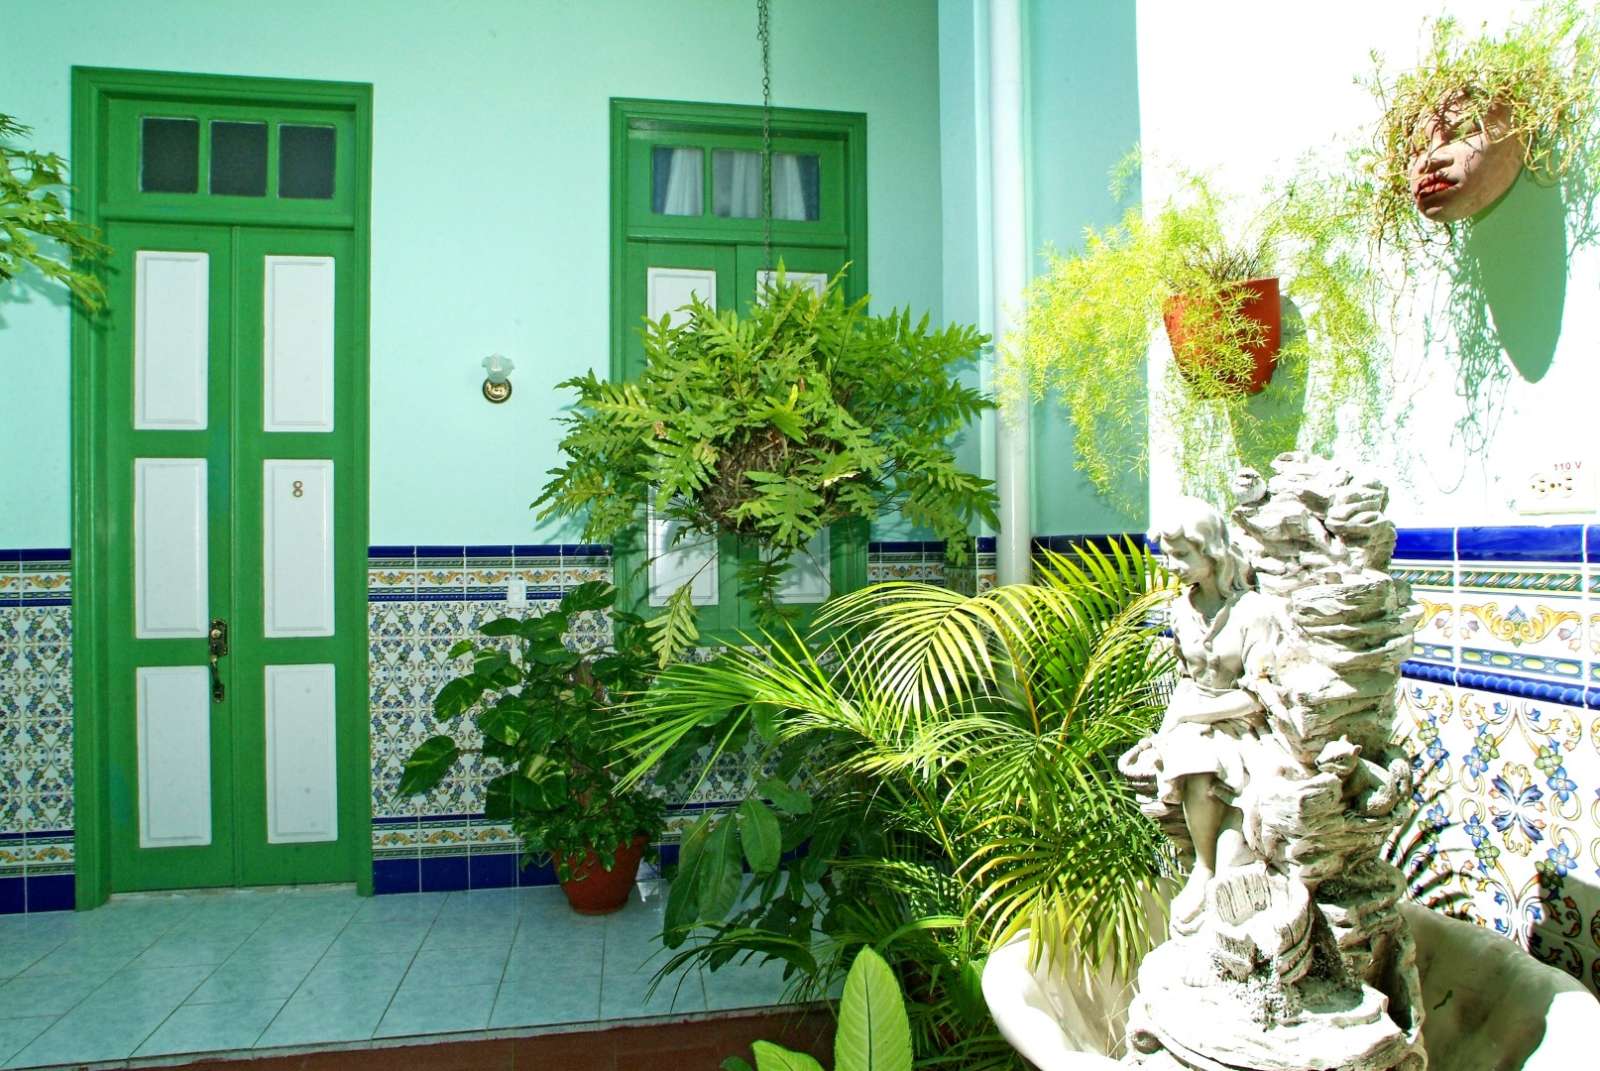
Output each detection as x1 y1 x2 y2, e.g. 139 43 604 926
433 676 485 718
664 813 713 941
758 777 812 815
559 580 615 613
478 704 534 747
483 772 559 820
752 1042 824 1071
721 1059 756 1071
478 617 523 637
834 947 911 1071
698 816 744 922
446 639 475 658
737 798 782 876
398 735 458 796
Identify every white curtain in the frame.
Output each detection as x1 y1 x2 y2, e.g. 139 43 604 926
714 151 809 220
659 148 702 216
771 153 807 220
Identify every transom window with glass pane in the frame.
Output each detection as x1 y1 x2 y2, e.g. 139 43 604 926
103 96 356 217
611 100 867 638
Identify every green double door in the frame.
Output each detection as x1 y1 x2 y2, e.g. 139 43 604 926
101 219 365 891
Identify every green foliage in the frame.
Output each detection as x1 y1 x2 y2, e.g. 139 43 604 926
1000 163 1383 510
616 540 1175 1067
726 947 913 1071
535 270 997 632
0 115 107 310
398 582 665 881
1359 0 1600 256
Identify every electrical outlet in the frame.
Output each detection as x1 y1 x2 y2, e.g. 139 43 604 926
1518 458 1598 515
507 577 528 607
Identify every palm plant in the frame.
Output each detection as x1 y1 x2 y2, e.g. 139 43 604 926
613 540 1176 1066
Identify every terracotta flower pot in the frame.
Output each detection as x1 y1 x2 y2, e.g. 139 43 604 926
558 833 649 915
1161 277 1281 396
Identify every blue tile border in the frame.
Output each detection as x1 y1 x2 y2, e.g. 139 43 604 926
1399 660 1597 709
371 544 616 560
1394 528 1454 562
0 548 71 563
1457 524 1584 563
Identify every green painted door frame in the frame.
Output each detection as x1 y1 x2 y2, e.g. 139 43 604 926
71 68 375 907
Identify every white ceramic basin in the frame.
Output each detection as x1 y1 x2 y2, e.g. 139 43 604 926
982 902 1600 1070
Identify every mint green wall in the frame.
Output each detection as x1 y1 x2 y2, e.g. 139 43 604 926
0 0 944 547
937 0 1141 539
1025 0 1142 536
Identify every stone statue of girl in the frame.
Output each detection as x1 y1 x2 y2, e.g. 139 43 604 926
1120 497 1288 934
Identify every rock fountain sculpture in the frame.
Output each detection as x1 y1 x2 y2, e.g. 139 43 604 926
1116 453 1423 1070
982 457 1600 1071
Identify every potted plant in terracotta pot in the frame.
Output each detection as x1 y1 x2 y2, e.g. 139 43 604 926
1360 0 1600 251
1000 164 1383 508
399 581 665 914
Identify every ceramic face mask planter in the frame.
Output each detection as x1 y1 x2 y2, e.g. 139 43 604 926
1408 98 1525 222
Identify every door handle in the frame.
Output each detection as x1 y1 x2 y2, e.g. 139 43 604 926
208 618 229 703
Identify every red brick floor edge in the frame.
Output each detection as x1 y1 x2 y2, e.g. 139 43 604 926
166 1008 837 1071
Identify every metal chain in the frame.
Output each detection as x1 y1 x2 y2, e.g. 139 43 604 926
758 0 773 271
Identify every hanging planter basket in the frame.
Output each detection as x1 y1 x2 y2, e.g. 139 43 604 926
1161 276 1282 396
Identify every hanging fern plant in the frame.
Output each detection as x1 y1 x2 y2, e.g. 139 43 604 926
0 114 108 310
536 270 996 660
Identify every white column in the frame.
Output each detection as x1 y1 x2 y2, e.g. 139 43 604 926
990 0 1032 585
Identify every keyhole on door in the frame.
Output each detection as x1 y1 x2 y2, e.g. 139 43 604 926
292 480 304 498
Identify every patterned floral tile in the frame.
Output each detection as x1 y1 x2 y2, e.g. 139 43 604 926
1394 559 1457 667
1456 564 1585 682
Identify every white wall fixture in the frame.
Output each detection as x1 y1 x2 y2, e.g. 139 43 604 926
134 250 209 431
263 459 335 637
134 457 208 639
263 255 336 433
482 352 515 403
264 663 338 843
136 666 213 848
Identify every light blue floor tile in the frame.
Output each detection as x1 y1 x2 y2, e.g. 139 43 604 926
488 966 602 1028
230 929 339 963
81 964 214 1018
353 891 448 924
300 952 412 997
700 959 795 1011
323 920 427 958
18 944 138 980
600 962 707 1020
0 942 60 981
502 927 604 982
400 946 509 990
374 982 496 1038
0 972 105 1018
186 959 313 1005
134 928 251 967
5 998 171 1068
254 988 392 1049
134 998 285 1057
0 1018 54 1066
418 917 519 951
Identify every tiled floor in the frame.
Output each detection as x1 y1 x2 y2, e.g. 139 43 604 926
0 882 793 1069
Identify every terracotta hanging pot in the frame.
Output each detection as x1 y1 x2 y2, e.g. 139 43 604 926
558 833 649 915
1408 98 1525 223
1161 276 1282 396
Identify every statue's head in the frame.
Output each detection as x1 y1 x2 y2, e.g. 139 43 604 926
1154 497 1248 595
